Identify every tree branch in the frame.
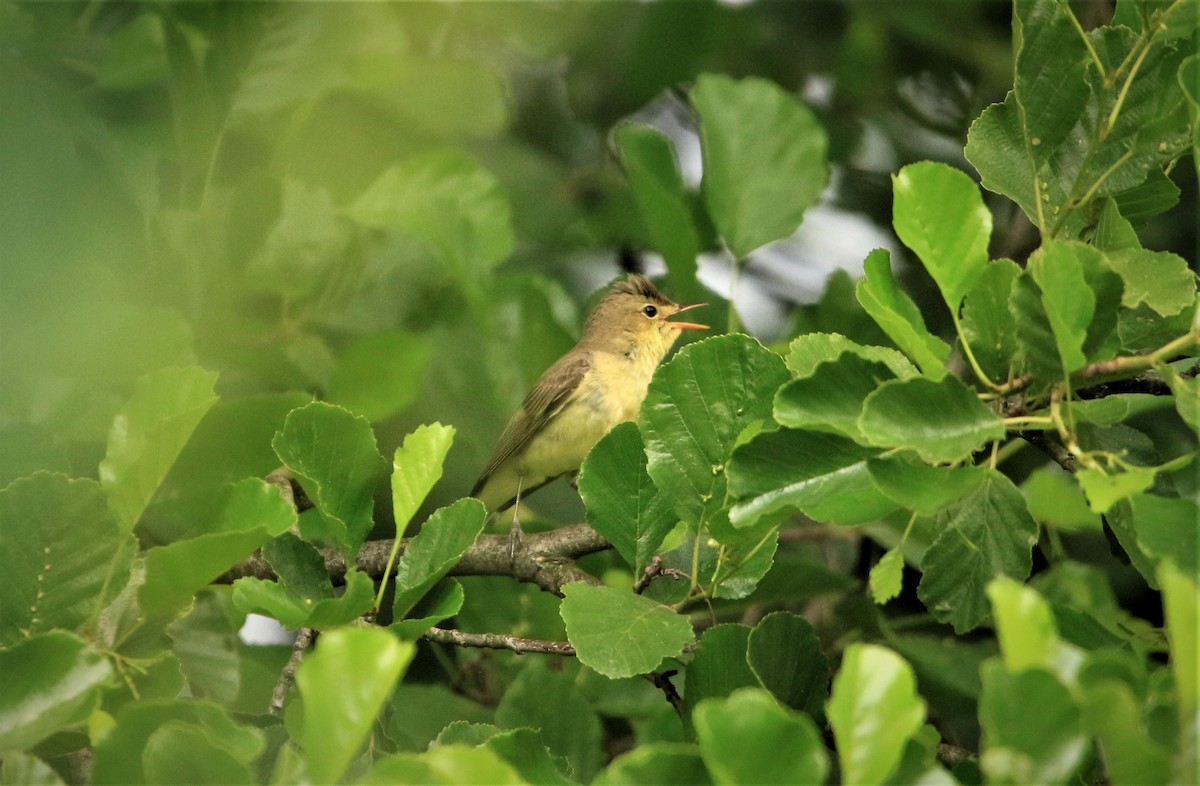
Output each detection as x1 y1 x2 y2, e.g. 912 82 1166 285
219 523 611 597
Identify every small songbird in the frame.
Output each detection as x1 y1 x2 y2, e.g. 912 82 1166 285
471 273 707 514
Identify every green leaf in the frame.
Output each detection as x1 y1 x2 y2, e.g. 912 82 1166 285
1083 681 1172 785
361 746 524 785
159 392 313 499
0 631 111 752
774 353 897 439
99 366 219 531
560 584 693 679
0 473 129 647
614 123 702 300
961 260 1021 384
392 499 487 620
481 727 574 786
728 429 897 527
867 455 989 515
1030 242 1094 373
297 627 415 785
1131 494 1198 580
873 553 915 618
784 332 918 380
139 479 296 618
1166 371 1200 433
391 423 456 539
0 753 65 785
855 249 951 379
390 579 465 640
245 178 346 300
682 624 759 734
892 161 991 310
1159 561 1197 727
167 591 241 705
745 612 828 715
859 376 1005 463
142 722 256 785
232 566 375 630
1093 198 1141 252
986 577 1060 673
579 422 678 574
1106 248 1196 317
692 73 828 258
979 664 1087 785
1022 468 1100 530
272 402 387 557
827 643 926 786
386 685 493 752
495 665 603 783
92 699 262 785
346 149 514 274
1076 465 1158 514
327 332 432 423
695 688 828 785
596 743 711 786
916 471 1040 633
642 334 790 532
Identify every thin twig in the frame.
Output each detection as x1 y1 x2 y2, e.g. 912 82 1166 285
423 626 576 656
271 627 314 715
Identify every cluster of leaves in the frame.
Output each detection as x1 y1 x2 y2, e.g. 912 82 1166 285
1 1 1197 785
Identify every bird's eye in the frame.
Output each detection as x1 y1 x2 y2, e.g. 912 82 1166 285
642 305 658 318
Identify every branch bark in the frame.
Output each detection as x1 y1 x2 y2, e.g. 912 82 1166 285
219 523 611 597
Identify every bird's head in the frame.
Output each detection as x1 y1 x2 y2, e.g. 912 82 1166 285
582 274 707 358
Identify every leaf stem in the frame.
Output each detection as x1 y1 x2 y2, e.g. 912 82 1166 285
1104 41 1153 139
1063 2 1106 79
951 311 1001 390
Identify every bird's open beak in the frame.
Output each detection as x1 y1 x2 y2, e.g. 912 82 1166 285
668 302 708 331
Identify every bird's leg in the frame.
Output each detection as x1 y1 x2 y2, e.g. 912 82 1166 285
508 477 524 563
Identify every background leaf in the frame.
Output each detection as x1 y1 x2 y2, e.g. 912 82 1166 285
692 73 829 258
98 366 219 531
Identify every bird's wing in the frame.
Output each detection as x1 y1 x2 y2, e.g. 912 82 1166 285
471 351 593 496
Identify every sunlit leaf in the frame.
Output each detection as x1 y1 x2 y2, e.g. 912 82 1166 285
297 627 415 784
892 161 991 310
827 644 925 786
695 688 828 785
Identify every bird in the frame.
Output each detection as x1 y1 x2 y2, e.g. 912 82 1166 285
471 273 706 515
